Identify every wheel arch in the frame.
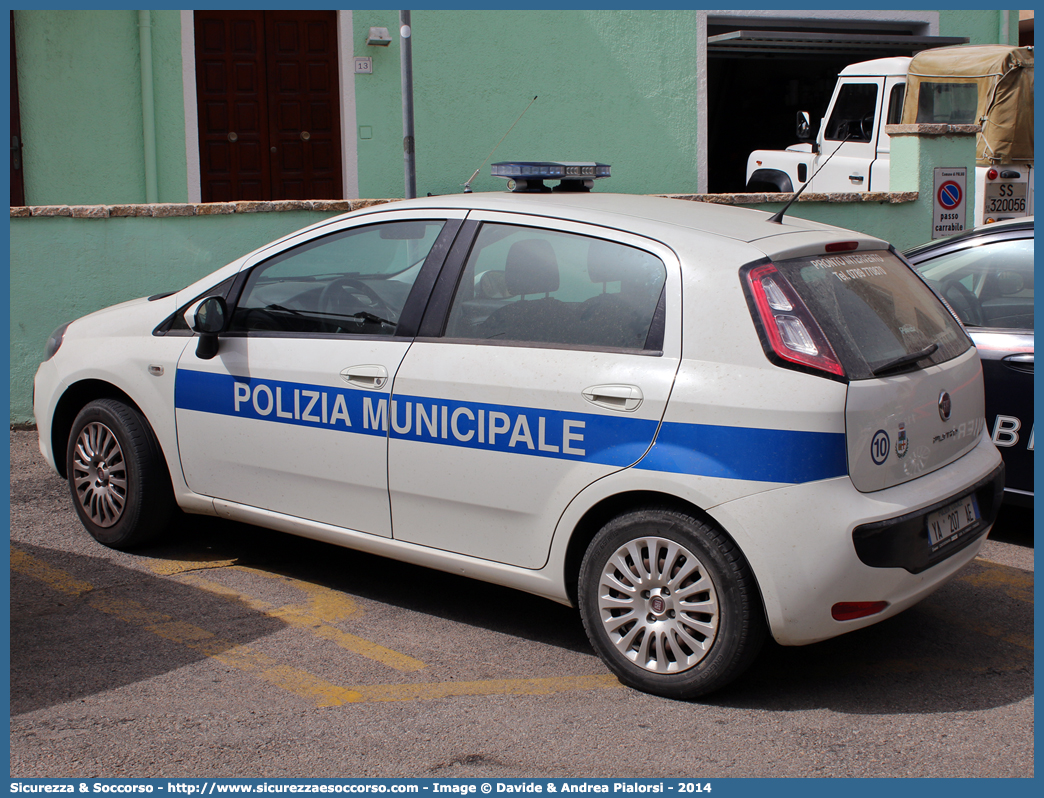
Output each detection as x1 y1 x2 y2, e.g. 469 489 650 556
746 169 795 193
560 489 764 613
50 380 141 479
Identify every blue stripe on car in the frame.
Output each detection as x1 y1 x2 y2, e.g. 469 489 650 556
175 368 848 484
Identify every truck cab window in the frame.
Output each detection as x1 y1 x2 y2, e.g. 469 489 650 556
825 83 878 142
886 84 906 125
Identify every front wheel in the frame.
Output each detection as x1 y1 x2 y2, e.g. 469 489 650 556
578 507 766 700
66 399 174 549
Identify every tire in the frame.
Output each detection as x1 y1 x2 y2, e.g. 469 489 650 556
66 399 175 549
578 507 766 700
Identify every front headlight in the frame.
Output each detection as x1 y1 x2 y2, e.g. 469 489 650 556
43 322 71 361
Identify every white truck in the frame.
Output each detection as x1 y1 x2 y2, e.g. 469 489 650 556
745 45 1034 226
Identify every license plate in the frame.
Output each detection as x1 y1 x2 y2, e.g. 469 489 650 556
984 183 1028 214
926 494 980 547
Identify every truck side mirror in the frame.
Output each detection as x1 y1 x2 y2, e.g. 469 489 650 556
192 296 228 360
796 111 812 140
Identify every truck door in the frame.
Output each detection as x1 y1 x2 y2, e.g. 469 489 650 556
808 79 884 193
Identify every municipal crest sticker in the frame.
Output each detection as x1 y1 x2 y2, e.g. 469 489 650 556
896 423 908 458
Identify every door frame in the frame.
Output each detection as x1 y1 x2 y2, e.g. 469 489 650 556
182 9 358 202
11 10 25 207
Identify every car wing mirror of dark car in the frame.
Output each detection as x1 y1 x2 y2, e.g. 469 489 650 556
995 270 1025 296
192 296 228 360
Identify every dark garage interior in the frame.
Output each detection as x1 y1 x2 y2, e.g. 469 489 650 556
704 25 968 194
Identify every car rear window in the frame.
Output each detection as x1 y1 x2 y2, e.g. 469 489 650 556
775 250 972 380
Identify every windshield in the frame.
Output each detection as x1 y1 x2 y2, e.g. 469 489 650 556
775 250 972 380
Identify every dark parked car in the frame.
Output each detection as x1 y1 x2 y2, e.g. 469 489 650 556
906 218 1034 507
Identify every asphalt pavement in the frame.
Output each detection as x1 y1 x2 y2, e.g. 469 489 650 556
8 429 1034 778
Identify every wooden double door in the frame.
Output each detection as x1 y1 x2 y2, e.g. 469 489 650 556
195 10 342 202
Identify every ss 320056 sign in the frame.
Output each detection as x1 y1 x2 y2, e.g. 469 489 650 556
932 167 967 239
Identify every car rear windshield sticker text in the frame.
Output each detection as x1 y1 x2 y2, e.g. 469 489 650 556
808 253 888 283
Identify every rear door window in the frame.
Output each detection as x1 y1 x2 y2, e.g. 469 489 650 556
915 82 978 124
775 250 971 380
443 223 666 351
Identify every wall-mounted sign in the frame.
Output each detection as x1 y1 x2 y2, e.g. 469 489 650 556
932 167 967 239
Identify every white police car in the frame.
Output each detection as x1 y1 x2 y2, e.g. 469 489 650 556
34 163 1004 699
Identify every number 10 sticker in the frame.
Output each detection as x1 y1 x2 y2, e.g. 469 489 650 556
871 429 890 465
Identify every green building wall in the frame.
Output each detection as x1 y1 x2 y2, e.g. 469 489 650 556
353 9 703 198
13 9 187 205
11 9 1022 204
7 9 1025 423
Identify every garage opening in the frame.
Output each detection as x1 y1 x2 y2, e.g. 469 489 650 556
706 26 967 193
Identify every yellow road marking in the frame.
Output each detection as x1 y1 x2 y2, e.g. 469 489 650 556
177 569 426 672
13 545 620 705
964 560 1034 604
10 548 93 596
16 547 1030 706
148 558 239 576
344 675 623 703
145 558 425 671
918 603 1033 652
13 546 621 705
11 548 362 707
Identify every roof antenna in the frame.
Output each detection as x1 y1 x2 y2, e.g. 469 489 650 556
463 95 538 193
767 127 858 224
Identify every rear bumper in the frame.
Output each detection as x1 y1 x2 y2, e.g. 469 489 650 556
707 432 1004 646
852 461 1005 573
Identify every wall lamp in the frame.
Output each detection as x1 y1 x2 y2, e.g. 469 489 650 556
366 27 392 46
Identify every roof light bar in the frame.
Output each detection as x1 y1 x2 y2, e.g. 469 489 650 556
491 161 611 193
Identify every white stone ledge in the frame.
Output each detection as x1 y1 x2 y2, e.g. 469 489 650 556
660 191 919 204
12 191 923 218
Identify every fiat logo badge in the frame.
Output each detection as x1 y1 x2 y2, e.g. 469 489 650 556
649 596 666 614
938 391 952 422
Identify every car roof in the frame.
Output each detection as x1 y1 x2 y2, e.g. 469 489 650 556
904 216 1034 261
347 191 885 250
838 56 911 77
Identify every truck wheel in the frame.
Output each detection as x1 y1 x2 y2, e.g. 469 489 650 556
578 507 765 699
66 399 174 549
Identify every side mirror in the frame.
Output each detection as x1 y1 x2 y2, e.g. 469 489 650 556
192 296 228 360
995 270 1025 296
796 111 811 140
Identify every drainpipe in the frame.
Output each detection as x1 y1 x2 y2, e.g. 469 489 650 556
999 10 1010 45
139 10 158 202
400 10 416 199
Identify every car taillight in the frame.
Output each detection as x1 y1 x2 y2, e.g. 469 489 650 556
746 263 846 378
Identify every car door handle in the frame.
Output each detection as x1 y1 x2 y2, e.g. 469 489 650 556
1002 353 1033 373
849 174 865 183
582 384 643 412
340 364 389 389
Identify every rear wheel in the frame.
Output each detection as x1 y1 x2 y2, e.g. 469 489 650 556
66 399 174 549
578 507 765 699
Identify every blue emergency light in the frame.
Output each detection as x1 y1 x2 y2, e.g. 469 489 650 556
491 161 611 193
